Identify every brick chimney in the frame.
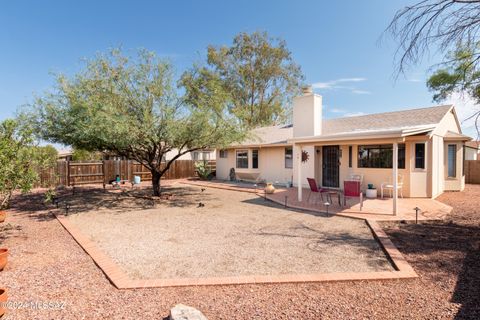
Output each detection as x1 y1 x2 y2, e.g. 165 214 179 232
292 86 322 137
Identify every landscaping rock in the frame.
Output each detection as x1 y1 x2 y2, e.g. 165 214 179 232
170 304 208 320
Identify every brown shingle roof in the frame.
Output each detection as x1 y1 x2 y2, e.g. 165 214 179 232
241 105 453 146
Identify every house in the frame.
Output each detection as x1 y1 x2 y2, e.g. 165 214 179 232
465 141 480 160
216 87 471 200
57 149 73 161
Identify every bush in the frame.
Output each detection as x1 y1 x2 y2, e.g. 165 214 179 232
195 161 212 180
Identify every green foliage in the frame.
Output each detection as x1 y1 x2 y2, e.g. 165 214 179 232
427 42 480 135
44 188 56 204
0 119 50 209
182 31 304 128
34 144 58 169
28 48 246 195
428 42 480 103
72 148 102 161
194 161 212 180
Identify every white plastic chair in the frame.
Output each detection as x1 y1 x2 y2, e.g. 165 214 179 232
381 174 403 199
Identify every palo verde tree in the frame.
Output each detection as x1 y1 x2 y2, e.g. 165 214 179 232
29 49 246 196
186 31 305 128
386 0 480 136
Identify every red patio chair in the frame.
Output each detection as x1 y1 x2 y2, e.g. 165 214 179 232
343 180 363 210
306 178 328 203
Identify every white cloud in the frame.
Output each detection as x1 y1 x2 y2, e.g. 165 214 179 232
311 77 369 95
330 107 346 113
446 92 480 138
344 111 366 117
351 89 371 95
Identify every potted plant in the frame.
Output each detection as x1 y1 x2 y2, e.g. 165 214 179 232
0 211 5 223
0 288 7 318
366 184 377 199
0 248 8 271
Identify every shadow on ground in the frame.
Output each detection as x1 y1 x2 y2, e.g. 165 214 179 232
384 196 480 320
9 184 218 219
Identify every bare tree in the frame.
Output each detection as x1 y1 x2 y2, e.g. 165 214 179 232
386 0 480 137
386 0 480 74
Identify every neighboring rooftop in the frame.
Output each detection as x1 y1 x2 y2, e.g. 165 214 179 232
240 105 453 146
465 140 480 149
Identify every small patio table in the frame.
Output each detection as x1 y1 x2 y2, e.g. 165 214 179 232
325 189 342 207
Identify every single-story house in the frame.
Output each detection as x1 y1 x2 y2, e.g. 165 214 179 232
216 87 471 201
465 141 479 160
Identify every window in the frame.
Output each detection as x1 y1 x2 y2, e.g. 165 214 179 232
202 152 210 161
348 146 352 168
236 150 248 168
448 144 457 177
415 143 425 169
219 150 228 158
285 147 293 168
358 144 405 169
252 150 259 169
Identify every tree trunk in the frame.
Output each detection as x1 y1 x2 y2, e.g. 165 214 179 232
151 170 161 196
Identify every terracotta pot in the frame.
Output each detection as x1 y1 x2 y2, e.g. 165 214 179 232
0 211 5 223
265 183 276 194
0 288 6 318
0 248 8 271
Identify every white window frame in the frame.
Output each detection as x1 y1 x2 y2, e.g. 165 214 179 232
219 149 228 158
413 142 427 171
285 147 293 169
236 149 249 169
252 149 259 169
447 144 457 178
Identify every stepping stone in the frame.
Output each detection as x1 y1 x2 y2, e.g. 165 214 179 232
170 304 208 320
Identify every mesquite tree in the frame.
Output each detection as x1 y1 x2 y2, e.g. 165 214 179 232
29 49 245 196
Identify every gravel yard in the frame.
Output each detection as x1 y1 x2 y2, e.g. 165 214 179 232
63 184 392 279
0 183 478 319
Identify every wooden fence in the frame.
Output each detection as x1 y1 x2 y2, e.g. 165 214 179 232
34 159 209 188
465 160 480 184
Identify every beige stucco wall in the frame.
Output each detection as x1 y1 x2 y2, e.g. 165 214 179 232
444 141 465 191
432 107 465 193
430 135 448 198
293 145 316 188
216 147 292 184
165 149 216 161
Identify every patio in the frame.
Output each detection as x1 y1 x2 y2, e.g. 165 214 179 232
182 179 453 222
267 187 453 222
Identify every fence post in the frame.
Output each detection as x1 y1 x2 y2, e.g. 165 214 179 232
66 159 70 187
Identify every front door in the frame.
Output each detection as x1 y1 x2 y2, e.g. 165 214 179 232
322 146 340 188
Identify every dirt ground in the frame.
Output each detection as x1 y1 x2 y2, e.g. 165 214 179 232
0 183 478 319
64 184 392 279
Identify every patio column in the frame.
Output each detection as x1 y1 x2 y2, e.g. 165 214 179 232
393 142 398 215
296 144 303 201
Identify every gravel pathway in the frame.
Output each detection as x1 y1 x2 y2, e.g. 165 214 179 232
63 184 392 279
0 184 478 319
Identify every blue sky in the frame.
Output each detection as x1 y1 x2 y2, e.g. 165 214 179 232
0 0 476 136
